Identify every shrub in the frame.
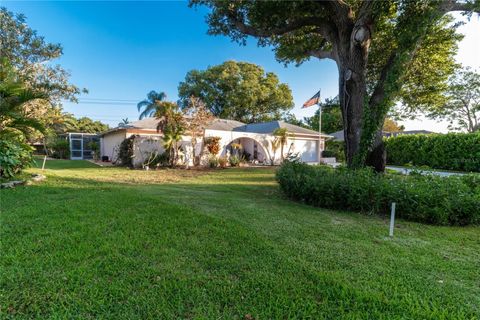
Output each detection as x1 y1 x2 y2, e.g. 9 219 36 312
321 150 336 158
48 138 70 159
229 155 241 167
324 140 345 162
385 132 480 172
276 162 480 226
0 139 34 179
117 136 136 167
208 155 219 168
88 141 100 160
218 156 228 168
143 151 170 169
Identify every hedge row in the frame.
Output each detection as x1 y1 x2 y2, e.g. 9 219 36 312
384 132 480 172
276 162 480 226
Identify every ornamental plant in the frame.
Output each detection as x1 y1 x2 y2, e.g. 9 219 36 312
205 136 221 155
276 161 480 226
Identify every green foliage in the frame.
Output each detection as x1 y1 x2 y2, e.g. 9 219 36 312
208 155 219 168
304 97 343 134
276 162 480 226
192 1 471 168
427 67 480 132
385 133 480 172
178 61 293 123
0 60 46 177
0 137 34 178
73 117 109 133
324 140 345 162
218 156 228 168
153 100 185 167
228 155 241 167
117 136 136 167
0 7 81 102
47 138 70 159
282 113 306 127
0 60 46 137
143 151 170 169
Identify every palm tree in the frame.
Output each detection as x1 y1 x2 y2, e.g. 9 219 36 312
148 99 185 167
0 64 46 138
118 118 129 127
163 127 183 167
273 128 288 162
137 91 167 119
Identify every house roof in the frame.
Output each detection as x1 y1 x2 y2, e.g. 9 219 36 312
100 117 330 137
207 119 246 131
328 129 437 141
234 120 330 137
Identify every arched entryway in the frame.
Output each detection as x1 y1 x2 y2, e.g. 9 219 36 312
224 137 269 164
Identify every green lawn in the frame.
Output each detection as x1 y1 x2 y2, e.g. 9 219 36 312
1 159 479 319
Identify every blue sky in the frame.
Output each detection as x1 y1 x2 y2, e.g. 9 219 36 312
3 1 480 131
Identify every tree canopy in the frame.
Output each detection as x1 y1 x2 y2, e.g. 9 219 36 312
428 67 480 132
178 61 293 123
303 97 404 134
191 0 479 170
0 7 82 103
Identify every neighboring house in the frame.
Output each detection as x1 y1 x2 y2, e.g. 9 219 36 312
100 117 331 167
328 130 436 142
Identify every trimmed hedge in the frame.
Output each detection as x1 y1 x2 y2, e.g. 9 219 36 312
276 162 480 226
385 133 480 172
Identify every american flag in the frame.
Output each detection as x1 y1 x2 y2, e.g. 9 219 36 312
302 90 321 108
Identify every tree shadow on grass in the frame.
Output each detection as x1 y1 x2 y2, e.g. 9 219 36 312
3 176 480 319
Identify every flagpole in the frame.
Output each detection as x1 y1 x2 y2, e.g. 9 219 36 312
318 89 322 164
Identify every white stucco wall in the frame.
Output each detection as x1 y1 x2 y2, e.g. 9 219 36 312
101 130 126 162
132 135 165 167
101 128 325 166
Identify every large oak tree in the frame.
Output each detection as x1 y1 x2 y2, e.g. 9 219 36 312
191 0 479 171
178 60 293 123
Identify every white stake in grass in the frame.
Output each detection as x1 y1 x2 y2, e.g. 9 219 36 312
41 155 47 170
389 202 396 237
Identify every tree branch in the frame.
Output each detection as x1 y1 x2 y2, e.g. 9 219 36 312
226 12 335 41
439 0 480 13
306 49 335 60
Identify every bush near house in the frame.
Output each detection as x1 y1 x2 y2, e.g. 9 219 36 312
385 132 480 172
117 136 136 167
276 162 480 226
0 139 34 179
47 138 70 159
323 140 345 162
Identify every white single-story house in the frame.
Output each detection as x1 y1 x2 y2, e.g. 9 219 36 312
100 117 331 167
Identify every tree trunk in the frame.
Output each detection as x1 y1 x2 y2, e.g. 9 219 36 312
336 20 387 171
338 66 367 167
365 131 386 172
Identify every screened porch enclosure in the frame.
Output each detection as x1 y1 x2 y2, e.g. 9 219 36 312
68 133 99 160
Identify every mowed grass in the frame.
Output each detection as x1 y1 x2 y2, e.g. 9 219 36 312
1 160 479 319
